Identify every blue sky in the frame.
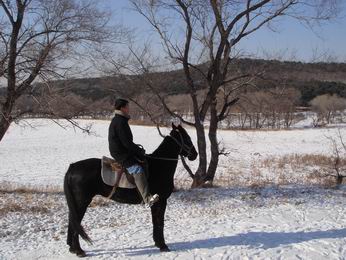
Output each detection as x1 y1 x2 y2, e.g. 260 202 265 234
102 0 346 62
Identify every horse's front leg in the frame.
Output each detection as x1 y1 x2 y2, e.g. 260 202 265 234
151 199 170 252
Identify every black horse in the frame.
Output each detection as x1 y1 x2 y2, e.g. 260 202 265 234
64 123 198 257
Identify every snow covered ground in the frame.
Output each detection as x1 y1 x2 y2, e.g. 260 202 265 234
1 119 346 259
1 187 346 260
1 119 345 187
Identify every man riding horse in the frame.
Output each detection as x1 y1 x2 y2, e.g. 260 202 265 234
108 98 159 207
64 102 198 256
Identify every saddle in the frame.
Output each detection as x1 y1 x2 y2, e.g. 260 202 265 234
101 156 136 190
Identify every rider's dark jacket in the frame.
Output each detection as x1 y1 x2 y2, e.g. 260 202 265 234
108 110 145 168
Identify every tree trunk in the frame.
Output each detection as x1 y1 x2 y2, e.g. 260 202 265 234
0 3 23 142
0 116 11 142
0 101 13 141
191 120 208 188
336 175 343 187
205 101 219 184
191 100 220 187
0 89 17 142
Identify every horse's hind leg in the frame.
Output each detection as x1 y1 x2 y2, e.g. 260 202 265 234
151 199 170 252
69 202 90 257
67 213 73 247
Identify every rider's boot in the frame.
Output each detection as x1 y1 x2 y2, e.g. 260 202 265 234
132 172 159 207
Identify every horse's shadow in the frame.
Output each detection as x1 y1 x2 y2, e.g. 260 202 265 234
118 227 346 256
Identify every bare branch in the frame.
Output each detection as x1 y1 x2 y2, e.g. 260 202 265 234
126 45 196 127
218 141 230 157
226 0 272 35
180 155 195 179
0 0 15 24
29 94 93 134
127 96 166 138
232 1 296 46
218 97 239 122
175 0 196 90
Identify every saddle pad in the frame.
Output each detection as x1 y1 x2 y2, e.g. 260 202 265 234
101 156 136 189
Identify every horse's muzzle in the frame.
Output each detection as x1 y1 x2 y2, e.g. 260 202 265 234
188 149 198 161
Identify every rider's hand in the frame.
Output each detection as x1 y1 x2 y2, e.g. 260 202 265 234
137 146 146 161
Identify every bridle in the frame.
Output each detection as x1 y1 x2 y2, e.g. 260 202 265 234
169 130 194 157
145 130 195 161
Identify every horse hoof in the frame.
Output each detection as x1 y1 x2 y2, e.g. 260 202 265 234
160 247 170 252
70 248 86 258
76 250 87 258
69 247 77 254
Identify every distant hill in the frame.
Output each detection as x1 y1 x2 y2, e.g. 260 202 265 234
1 58 346 109
233 58 346 83
44 58 346 104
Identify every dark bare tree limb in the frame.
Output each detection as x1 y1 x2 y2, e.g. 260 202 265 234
0 0 15 24
181 155 195 179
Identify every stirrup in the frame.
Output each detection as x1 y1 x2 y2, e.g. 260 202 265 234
147 194 159 208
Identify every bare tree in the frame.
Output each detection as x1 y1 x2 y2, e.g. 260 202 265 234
325 130 346 187
107 0 340 188
237 87 300 129
310 94 346 125
0 0 122 141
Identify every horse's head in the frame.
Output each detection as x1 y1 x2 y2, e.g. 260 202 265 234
170 123 198 161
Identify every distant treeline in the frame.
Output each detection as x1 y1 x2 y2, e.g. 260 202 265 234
1 58 346 116
47 79 346 107
297 81 346 105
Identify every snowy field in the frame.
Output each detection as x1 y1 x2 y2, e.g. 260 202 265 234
1 119 346 259
1 119 345 187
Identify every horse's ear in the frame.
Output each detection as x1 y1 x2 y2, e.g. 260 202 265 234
171 117 181 129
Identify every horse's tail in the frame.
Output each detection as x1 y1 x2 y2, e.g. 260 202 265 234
64 164 92 244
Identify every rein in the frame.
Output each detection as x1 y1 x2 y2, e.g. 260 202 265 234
145 155 179 161
168 131 194 157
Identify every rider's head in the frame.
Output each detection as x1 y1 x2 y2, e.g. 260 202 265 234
114 98 129 115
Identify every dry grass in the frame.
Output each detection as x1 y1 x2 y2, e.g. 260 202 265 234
268 154 346 171
0 182 63 217
174 178 193 190
2 153 343 202
90 196 112 208
0 181 62 194
260 154 340 169
206 153 346 188
0 192 55 216
0 182 113 217
0 202 50 216
259 154 345 187
0 185 123 221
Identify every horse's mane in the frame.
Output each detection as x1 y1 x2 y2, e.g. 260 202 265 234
149 135 178 158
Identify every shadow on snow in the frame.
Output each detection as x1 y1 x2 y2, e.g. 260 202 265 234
119 227 346 256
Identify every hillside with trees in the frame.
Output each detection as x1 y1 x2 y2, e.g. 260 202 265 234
2 58 345 119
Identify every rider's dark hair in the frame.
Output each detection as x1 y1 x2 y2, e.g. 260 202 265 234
114 98 129 110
